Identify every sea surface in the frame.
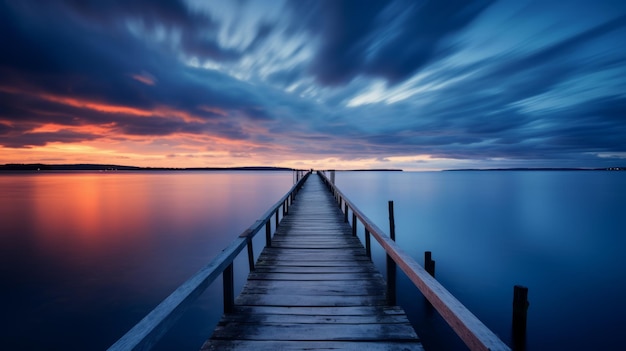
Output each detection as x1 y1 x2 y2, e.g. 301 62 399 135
1 170 624 350
335 171 626 351
0 171 294 350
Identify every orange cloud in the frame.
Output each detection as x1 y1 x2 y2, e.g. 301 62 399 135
40 93 153 117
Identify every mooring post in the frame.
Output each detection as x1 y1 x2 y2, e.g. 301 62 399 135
387 200 397 305
223 263 234 314
352 212 357 236
512 285 529 340
425 251 435 277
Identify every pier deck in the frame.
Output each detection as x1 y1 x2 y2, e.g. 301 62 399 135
201 173 424 350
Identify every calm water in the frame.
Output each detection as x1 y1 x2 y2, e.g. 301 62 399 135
1 171 625 350
0 171 293 350
335 171 626 351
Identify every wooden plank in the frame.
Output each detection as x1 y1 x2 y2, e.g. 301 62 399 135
219 313 411 324
231 305 408 316
255 259 370 267
210 323 418 341
252 265 377 273
235 293 387 307
202 340 425 351
243 280 385 296
246 272 383 281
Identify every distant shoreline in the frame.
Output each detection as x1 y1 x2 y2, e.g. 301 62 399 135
3 164 623 172
0 163 296 172
0 164 404 172
444 167 625 171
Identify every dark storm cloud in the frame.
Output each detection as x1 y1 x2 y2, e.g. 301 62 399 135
292 0 494 86
327 13 626 163
0 128 100 148
0 0 285 148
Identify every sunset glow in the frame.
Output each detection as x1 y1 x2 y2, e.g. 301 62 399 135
1 1 625 170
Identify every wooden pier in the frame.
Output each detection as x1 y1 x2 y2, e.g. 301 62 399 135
108 171 511 351
202 173 423 350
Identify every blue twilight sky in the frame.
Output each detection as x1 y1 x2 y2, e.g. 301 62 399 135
1 0 625 170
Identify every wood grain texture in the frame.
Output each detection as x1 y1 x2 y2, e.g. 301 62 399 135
202 174 423 351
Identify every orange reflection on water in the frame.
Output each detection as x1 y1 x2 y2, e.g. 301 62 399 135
30 173 152 255
7 172 294 265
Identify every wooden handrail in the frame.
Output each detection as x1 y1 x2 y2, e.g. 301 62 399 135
318 171 511 351
108 171 311 351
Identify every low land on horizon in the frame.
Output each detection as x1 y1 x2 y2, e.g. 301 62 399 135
0 163 405 172
1 163 624 172
444 167 625 171
0 163 295 172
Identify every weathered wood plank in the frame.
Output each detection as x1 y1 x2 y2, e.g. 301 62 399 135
219 313 411 324
255 259 370 267
231 305 408 316
202 340 425 351
210 323 418 341
235 293 387 307
240 284 386 295
252 265 377 273
247 272 382 281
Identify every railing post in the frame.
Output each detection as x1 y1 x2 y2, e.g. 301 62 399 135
275 210 279 228
223 263 234 314
246 237 255 272
265 221 272 247
365 228 371 259
425 251 435 277
344 202 349 223
352 213 357 236
387 200 397 306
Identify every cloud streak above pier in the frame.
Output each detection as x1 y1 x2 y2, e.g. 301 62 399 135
1 0 625 170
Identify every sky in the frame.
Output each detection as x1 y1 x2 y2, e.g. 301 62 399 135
1 0 625 171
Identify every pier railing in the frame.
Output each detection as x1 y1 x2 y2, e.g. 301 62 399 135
108 171 311 351
318 171 511 351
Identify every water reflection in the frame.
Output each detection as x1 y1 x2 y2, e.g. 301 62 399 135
0 171 292 350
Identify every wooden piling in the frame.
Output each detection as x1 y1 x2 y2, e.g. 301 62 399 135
365 228 371 259
265 221 271 247
512 285 529 337
387 201 397 306
223 264 234 314
246 237 255 272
